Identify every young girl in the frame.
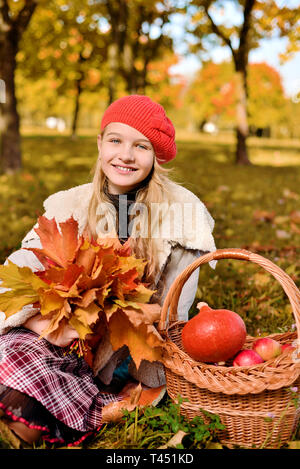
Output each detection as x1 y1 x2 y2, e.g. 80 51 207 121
0 95 216 447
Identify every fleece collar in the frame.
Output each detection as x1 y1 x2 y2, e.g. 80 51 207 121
43 182 216 269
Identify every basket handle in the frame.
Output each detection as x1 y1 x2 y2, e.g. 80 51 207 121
158 248 300 334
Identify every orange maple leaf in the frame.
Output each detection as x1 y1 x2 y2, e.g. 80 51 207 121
108 309 163 369
38 264 84 291
30 216 82 268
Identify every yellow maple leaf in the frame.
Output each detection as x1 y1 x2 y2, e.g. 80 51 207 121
69 302 101 339
118 256 147 278
0 290 39 317
126 283 156 303
0 260 47 292
77 302 101 326
68 316 93 340
0 261 48 317
39 289 65 317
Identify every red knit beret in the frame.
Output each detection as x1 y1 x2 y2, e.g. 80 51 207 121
100 95 176 164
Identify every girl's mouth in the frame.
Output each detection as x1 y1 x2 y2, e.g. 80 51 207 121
113 165 138 174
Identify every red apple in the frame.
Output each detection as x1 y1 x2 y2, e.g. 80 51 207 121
233 350 264 367
252 338 282 361
281 343 296 354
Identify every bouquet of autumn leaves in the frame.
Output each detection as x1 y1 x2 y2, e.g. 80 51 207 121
0 216 164 370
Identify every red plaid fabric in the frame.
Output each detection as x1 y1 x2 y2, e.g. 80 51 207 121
0 328 120 433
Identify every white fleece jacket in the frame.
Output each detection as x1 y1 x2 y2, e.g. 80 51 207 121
0 181 216 337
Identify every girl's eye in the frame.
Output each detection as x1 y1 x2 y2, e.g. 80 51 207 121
137 143 149 150
110 138 121 144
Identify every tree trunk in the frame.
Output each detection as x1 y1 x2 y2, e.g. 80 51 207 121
234 70 251 166
233 0 255 166
0 36 21 173
71 78 83 139
236 127 249 165
123 43 137 94
107 43 118 105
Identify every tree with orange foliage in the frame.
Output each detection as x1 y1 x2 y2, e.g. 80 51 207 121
146 51 187 115
18 1 109 138
188 0 300 164
186 61 235 128
187 60 287 135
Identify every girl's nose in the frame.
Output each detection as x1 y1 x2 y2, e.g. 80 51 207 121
119 144 135 162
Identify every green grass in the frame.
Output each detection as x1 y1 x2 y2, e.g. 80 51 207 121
0 132 299 449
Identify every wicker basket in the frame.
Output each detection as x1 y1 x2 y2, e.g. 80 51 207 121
158 248 300 449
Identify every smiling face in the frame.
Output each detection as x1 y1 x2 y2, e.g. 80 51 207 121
98 122 155 194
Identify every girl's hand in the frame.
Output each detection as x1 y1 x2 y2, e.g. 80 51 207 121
24 314 80 347
45 322 80 347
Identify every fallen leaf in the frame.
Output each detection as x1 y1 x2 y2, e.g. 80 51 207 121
290 223 300 235
273 215 289 225
290 210 300 224
276 229 291 239
110 269 139 300
101 383 144 423
0 289 38 317
74 301 101 326
252 272 271 287
117 256 147 278
288 440 300 449
136 385 166 407
0 419 21 449
92 327 114 375
128 383 143 405
217 185 230 192
253 210 276 223
225 228 234 238
206 441 223 449
158 430 187 449
134 302 161 323
68 316 93 339
282 188 299 200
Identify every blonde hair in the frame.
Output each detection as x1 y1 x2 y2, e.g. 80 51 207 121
86 144 177 291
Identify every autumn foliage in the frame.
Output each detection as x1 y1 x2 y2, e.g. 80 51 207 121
0 216 163 369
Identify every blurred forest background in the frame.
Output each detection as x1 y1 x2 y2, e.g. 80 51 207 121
1 0 300 170
0 0 300 450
